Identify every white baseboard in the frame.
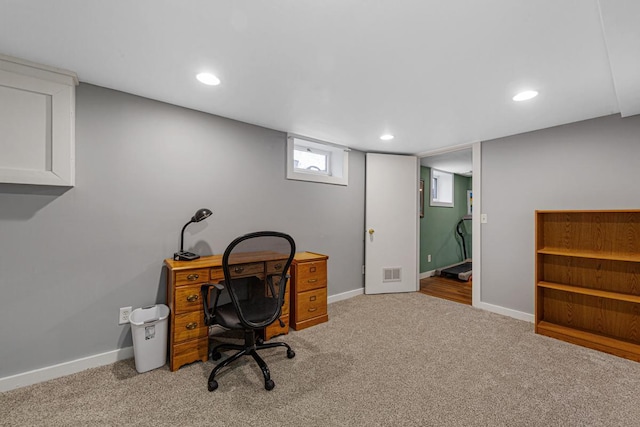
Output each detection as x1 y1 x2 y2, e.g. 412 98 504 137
420 270 436 279
0 346 134 392
328 287 364 304
474 301 534 323
0 290 530 393
1 289 363 392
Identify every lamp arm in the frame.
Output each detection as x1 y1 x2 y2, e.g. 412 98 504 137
180 220 194 252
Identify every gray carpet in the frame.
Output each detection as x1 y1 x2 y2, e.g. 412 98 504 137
2 292 640 426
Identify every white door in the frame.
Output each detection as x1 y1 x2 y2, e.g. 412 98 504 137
365 153 419 294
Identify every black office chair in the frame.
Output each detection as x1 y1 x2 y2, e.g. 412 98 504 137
201 231 296 391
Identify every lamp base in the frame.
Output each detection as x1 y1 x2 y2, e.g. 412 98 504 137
174 251 201 261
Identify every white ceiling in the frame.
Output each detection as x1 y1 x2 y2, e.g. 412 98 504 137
420 150 473 176
1 1 638 155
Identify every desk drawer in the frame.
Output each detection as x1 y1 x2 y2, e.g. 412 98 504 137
229 262 263 278
210 267 224 282
174 284 203 314
266 260 287 274
172 337 208 371
173 311 207 342
175 269 209 286
295 288 327 322
296 260 327 292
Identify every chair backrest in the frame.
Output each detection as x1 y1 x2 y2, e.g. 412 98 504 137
222 231 296 329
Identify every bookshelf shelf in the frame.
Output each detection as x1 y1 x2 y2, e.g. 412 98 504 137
535 210 640 362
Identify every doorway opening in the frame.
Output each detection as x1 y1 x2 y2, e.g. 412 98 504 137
418 148 473 305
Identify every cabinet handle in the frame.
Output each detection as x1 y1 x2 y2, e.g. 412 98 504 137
310 295 317 301
310 266 317 273
186 294 199 302
186 322 198 330
307 279 317 283
234 266 245 273
308 307 318 312
187 274 199 281
274 263 282 270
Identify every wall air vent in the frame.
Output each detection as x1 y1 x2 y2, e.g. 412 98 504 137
383 267 401 282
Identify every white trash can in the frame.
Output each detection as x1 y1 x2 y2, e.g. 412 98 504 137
129 304 170 373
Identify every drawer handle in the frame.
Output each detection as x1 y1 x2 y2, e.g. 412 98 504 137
310 295 317 301
186 294 199 302
310 266 317 273
234 266 245 273
274 263 282 270
308 307 318 312
185 322 198 330
307 279 318 283
187 273 199 281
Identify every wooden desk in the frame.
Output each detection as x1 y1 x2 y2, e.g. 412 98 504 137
164 251 290 372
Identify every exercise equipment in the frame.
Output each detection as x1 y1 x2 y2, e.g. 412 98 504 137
435 215 472 281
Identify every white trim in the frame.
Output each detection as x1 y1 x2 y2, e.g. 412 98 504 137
0 346 133 392
420 270 436 279
286 135 349 186
414 141 475 158
474 301 534 323
328 287 364 304
415 157 421 292
471 141 481 308
429 168 455 207
287 132 351 151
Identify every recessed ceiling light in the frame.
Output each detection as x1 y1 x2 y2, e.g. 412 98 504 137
196 72 221 86
380 134 394 141
512 90 538 102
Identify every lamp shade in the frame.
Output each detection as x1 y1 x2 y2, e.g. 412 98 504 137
192 208 212 222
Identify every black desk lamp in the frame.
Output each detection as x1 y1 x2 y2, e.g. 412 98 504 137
174 208 212 261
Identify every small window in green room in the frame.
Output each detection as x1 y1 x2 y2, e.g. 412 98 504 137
430 168 454 207
286 134 349 186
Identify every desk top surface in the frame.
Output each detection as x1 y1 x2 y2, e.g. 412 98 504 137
164 251 327 271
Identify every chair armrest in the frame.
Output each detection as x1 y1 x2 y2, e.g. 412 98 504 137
201 283 224 326
266 273 290 304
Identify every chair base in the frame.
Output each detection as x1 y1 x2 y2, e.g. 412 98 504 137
207 330 295 391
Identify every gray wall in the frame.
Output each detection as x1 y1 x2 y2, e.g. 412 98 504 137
0 84 365 378
481 114 640 314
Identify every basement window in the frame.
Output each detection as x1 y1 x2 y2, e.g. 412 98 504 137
430 169 454 207
286 134 349 185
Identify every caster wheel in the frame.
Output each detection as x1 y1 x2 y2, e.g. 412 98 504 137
265 379 275 391
287 349 296 359
208 380 218 392
256 337 264 345
211 351 222 361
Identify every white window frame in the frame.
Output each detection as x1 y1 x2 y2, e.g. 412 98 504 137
286 134 349 186
293 145 331 176
430 168 454 207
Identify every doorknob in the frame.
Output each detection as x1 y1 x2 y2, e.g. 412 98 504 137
368 228 375 235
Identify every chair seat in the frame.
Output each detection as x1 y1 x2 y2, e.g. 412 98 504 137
215 298 280 329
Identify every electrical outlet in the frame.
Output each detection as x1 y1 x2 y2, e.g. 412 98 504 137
481 213 488 223
119 306 132 325
427 254 432 262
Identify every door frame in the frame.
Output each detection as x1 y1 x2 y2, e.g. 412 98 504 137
415 141 481 308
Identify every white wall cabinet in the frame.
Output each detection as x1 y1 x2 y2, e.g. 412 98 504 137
0 54 78 186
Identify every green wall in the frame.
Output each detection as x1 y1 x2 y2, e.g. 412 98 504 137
419 167 472 273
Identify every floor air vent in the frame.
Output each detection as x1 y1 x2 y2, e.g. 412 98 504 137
383 267 401 282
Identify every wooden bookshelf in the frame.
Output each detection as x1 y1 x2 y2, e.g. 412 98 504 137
535 210 640 362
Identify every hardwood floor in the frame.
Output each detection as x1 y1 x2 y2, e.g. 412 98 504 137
419 275 472 305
